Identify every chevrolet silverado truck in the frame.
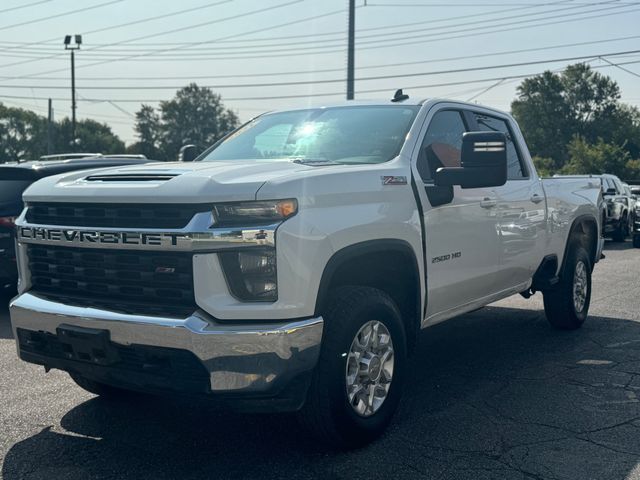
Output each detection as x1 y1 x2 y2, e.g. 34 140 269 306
10 98 604 448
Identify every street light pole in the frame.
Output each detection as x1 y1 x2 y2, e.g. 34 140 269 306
64 35 81 150
347 0 355 100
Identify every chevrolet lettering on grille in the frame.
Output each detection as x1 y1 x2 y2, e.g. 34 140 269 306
18 226 190 250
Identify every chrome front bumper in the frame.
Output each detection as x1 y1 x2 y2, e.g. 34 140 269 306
10 293 323 408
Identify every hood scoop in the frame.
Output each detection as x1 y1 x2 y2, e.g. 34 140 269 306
84 170 184 182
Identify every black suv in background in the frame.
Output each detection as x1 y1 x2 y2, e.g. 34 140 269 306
0 155 153 292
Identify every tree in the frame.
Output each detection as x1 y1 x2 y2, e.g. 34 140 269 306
561 137 634 178
132 84 240 161
511 63 640 170
0 103 47 162
53 118 125 154
128 104 161 159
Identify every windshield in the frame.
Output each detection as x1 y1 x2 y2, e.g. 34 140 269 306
200 106 419 164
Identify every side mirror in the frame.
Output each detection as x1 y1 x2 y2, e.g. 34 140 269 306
604 187 617 196
434 132 507 189
178 144 198 162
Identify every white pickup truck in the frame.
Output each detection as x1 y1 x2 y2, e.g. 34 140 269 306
10 97 603 448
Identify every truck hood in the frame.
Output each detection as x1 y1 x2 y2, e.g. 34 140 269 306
22 160 317 204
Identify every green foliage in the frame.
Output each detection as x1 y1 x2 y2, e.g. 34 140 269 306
532 156 556 177
132 84 240 161
511 63 640 174
127 104 162 159
561 137 630 176
53 118 125 154
0 103 48 162
0 102 124 163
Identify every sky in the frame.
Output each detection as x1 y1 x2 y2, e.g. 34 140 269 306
0 0 639 149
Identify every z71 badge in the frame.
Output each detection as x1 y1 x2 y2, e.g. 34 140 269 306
381 176 408 185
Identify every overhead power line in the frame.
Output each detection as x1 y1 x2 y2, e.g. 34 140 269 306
0 0 579 55
3 34 639 82
0 1 343 75
0 0 623 60
0 0 123 32
366 1 639 5
0 0 575 50
2 49 639 90
0 0 53 15
1 0 632 60
0 0 305 71
2 57 638 104
598 56 640 78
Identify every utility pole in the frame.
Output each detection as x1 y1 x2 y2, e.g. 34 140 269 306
347 0 355 100
64 35 81 150
47 98 53 155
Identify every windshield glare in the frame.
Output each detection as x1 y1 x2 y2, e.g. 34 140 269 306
200 106 419 164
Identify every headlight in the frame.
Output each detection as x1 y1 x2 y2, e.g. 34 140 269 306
219 248 278 301
213 199 297 227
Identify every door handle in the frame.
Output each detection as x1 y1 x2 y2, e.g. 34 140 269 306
530 194 544 204
480 197 497 209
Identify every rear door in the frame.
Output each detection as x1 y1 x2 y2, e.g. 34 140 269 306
468 110 547 292
411 105 502 321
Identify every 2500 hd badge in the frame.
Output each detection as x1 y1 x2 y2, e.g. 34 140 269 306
432 251 462 263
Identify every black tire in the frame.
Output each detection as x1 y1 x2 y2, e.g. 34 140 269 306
298 286 407 449
543 242 592 330
634 235 640 248
612 215 627 242
69 372 133 399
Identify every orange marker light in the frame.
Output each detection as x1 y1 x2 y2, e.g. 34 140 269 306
276 200 298 218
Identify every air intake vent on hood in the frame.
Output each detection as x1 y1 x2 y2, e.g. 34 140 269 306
85 173 179 182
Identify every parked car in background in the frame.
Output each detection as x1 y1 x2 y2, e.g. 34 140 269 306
630 184 640 248
0 155 153 292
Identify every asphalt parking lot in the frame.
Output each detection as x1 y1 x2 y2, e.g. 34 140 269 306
2 240 640 480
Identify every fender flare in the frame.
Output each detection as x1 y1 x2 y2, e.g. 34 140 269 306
560 214 599 274
313 239 421 317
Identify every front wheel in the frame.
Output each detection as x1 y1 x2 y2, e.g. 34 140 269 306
543 243 592 330
298 286 407 449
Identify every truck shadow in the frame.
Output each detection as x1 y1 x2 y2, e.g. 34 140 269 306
0 295 11 339
603 239 635 251
4 306 640 479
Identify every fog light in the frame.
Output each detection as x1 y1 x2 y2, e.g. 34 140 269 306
220 248 277 301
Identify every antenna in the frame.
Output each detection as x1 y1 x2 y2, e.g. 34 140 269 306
391 89 409 103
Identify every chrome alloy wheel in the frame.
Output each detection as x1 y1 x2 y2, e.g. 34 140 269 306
573 260 588 313
345 320 395 417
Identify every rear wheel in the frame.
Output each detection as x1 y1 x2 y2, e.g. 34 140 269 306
298 286 407 449
543 242 592 330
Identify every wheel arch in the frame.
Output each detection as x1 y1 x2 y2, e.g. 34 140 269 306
560 214 599 273
314 239 422 353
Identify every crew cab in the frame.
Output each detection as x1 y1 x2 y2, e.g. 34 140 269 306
9 98 603 448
